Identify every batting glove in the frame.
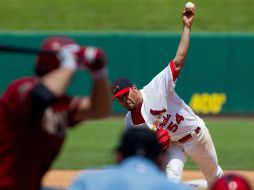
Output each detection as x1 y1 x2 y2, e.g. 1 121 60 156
57 44 81 71
77 47 108 79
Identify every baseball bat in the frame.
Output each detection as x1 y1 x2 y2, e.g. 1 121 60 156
0 44 56 56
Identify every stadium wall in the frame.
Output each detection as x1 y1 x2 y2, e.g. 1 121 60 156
0 33 253 115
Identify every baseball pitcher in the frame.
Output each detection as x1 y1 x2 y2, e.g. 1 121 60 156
111 4 223 188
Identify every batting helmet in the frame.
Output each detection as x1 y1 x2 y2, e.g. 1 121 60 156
35 36 77 76
211 174 251 190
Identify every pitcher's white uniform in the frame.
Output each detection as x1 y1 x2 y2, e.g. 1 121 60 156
125 61 223 187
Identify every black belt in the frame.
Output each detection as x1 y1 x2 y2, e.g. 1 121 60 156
178 127 201 143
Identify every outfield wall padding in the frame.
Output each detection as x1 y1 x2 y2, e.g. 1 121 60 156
0 33 253 115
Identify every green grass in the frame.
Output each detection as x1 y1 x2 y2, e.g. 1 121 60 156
53 118 124 169
53 117 254 170
186 119 254 170
0 0 254 32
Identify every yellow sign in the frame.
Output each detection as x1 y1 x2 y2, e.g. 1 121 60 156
189 93 227 114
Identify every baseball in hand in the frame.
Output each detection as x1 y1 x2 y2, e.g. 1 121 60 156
185 2 195 9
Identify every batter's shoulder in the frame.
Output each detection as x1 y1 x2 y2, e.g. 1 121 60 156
4 77 38 92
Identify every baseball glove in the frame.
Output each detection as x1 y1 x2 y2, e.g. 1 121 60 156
156 128 171 151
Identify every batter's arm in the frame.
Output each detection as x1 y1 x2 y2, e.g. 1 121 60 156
71 74 111 121
173 7 195 72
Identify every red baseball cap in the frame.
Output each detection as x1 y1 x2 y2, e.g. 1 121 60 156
111 77 133 100
211 174 251 190
35 36 77 76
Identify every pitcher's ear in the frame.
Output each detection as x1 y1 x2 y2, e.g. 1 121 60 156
132 85 138 90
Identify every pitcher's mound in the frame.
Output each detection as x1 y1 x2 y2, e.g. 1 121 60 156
184 179 207 189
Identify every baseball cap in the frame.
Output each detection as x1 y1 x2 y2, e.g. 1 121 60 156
116 128 162 162
35 36 77 76
211 174 251 190
111 77 133 100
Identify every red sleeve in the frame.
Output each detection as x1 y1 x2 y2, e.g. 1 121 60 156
169 61 180 82
1 77 38 117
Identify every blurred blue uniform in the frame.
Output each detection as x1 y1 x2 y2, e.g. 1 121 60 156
68 156 193 190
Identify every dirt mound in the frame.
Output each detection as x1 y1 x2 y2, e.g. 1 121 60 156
42 170 254 189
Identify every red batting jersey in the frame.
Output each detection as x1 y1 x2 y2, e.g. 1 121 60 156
0 77 81 190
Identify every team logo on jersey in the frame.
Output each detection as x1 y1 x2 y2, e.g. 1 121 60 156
150 107 184 133
42 108 67 137
150 108 167 116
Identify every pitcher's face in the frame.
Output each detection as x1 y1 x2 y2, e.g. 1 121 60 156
117 86 141 111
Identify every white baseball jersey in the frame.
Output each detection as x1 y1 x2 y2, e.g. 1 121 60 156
125 61 223 186
125 61 199 141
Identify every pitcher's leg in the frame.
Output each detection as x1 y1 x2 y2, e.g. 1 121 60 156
185 127 223 187
165 143 187 183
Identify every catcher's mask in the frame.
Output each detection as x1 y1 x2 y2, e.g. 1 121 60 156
210 174 251 190
35 36 77 77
